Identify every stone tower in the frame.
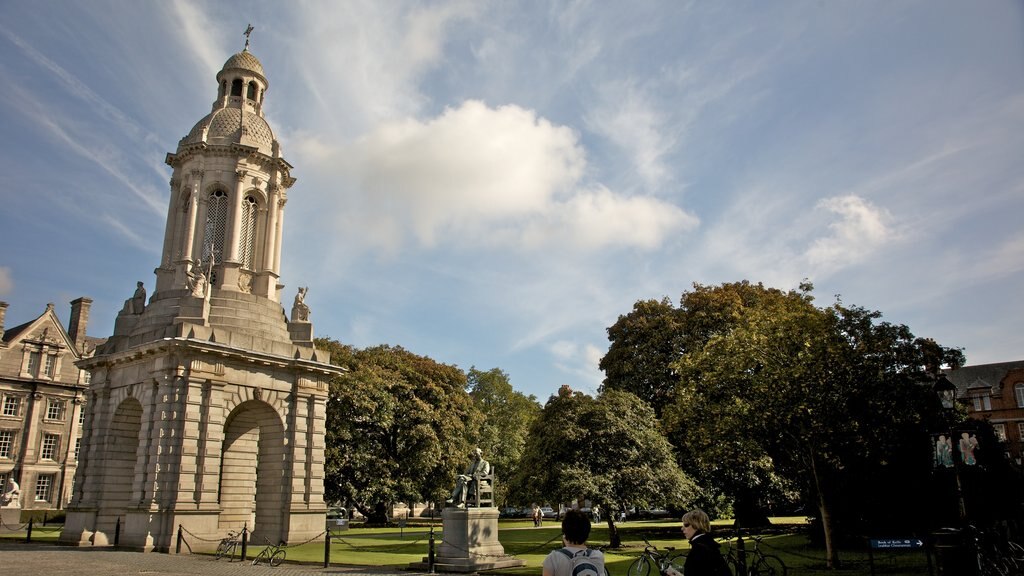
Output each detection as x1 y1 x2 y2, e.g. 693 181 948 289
60 38 342 553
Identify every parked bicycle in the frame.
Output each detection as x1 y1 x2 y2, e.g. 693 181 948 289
967 524 1020 576
629 538 686 576
724 535 787 576
214 530 240 561
251 538 287 567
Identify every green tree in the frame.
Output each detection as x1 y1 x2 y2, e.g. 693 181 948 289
466 367 541 507
664 283 964 568
599 298 684 416
319 340 481 522
515 386 696 547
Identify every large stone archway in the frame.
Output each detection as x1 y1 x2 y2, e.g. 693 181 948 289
219 400 286 543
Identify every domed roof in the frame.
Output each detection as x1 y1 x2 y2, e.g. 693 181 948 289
220 49 266 80
180 107 276 155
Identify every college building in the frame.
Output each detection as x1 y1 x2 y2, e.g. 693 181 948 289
0 299 103 516
945 361 1024 464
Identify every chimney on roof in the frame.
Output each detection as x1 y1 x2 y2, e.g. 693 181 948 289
69 297 92 352
0 301 7 340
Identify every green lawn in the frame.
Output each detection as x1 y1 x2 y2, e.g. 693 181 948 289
1 518 935 575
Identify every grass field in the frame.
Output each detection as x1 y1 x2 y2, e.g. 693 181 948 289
0 517 936 575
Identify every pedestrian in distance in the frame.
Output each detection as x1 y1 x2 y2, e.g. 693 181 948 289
542 509 605 576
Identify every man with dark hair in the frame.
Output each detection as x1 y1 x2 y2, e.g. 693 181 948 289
542 509 605 576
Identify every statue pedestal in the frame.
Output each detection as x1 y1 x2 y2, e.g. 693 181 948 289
409 507 525 573
1 507 21 529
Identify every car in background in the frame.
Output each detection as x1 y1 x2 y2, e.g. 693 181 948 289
540 506 557 519
501 507 524 518
637 507 673 519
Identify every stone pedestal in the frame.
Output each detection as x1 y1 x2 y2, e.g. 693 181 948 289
1 507 21 530
409 507 525 573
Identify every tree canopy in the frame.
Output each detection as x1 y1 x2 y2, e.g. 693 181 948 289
466 366 541 506
658 282 964 567
319 340 480 521
514 386 696 546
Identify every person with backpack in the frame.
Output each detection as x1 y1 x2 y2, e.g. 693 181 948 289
542 509 605 576
679 509 730 576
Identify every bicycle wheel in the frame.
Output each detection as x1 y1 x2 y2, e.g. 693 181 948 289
215 541 233 560
663 552 686 576
750 554 787 576
251 549 268 566
269 549 286 567
629 556 653 576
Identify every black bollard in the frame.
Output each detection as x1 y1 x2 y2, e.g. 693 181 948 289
26 518 33 543
176 525 183 554
240 524 248 561
324 529 331 568
114 517 121 548
428 525 436 574
736 531 747 576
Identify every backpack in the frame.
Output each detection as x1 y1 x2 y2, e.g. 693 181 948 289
557 547 604 576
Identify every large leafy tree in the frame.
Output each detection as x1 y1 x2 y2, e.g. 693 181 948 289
664 283 964 568
599 298 685 416
466 367 541 506
514 386 696 547
319 340 481 522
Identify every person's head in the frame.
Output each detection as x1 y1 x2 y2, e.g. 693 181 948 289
681 509 711 540
561 509 592 545
473 447 483 459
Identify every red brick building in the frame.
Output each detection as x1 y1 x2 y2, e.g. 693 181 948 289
945 361 1024 464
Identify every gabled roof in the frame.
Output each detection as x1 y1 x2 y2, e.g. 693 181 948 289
945 360 1024 395
1 304 80 358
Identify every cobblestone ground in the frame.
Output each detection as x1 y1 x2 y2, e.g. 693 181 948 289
0 540 423 576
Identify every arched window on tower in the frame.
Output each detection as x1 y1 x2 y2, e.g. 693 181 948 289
203 189 229 266
247 81 257 100
231 79 243 97
239 194 258 269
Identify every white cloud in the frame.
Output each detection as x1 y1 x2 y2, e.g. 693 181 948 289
327 100 695 253
804 195 896 272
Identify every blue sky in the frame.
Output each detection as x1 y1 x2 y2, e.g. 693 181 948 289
1 1 1022 401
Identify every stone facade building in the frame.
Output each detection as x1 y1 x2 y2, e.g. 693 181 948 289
0 299 102 516
60 39 342 552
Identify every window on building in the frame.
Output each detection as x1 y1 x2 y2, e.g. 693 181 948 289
1016 384 1024 408
0 430 14 458
44 354 56 377
2 395 20 417
27 351 40 376
1018 422 1024 442
239 195 258 269
74 438 81 461
40 434 59 460
203 189 229 265
34 474 53 502
993 423 1007 442
83 370 91 384
79 406 86 426
46 399 66 421
972 394 992 412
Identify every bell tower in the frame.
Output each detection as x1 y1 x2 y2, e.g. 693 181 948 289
61 31 342 553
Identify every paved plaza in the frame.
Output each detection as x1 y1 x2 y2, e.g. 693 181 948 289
0 540 422 576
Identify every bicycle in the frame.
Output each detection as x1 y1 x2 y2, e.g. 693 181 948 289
629 538 686 576
724 535 787 576
215 530 240 561
251 538 287 567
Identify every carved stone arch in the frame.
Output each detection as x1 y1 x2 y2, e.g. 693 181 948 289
218 398 288 544
98 396 144 516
